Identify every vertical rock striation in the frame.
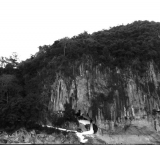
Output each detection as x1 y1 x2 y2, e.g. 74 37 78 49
45 59 160 126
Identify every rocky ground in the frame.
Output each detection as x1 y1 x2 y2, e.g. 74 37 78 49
94 119 160 144
0 119 160 144
0 128 80 144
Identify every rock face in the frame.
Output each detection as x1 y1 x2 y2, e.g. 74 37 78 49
46 60 160 126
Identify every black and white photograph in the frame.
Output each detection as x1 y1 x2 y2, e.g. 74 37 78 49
0 0 160 144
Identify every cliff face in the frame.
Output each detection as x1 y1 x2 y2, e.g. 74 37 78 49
45 59 160 125
19 21 160 127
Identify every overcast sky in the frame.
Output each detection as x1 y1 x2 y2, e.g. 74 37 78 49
0 0 160 61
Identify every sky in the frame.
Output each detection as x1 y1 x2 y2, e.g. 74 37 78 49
0 0 160 61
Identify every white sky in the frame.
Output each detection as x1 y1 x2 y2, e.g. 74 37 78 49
0 0 160 61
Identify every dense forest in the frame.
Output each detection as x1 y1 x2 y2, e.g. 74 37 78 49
1 20 160 130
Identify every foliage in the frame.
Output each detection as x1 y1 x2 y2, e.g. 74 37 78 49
0 54 43 129
19 21 160 76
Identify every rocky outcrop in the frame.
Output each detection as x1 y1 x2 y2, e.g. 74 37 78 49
46 59 160 126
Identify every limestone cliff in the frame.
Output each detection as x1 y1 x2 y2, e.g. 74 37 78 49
32 21 160 126
45 58 160 125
